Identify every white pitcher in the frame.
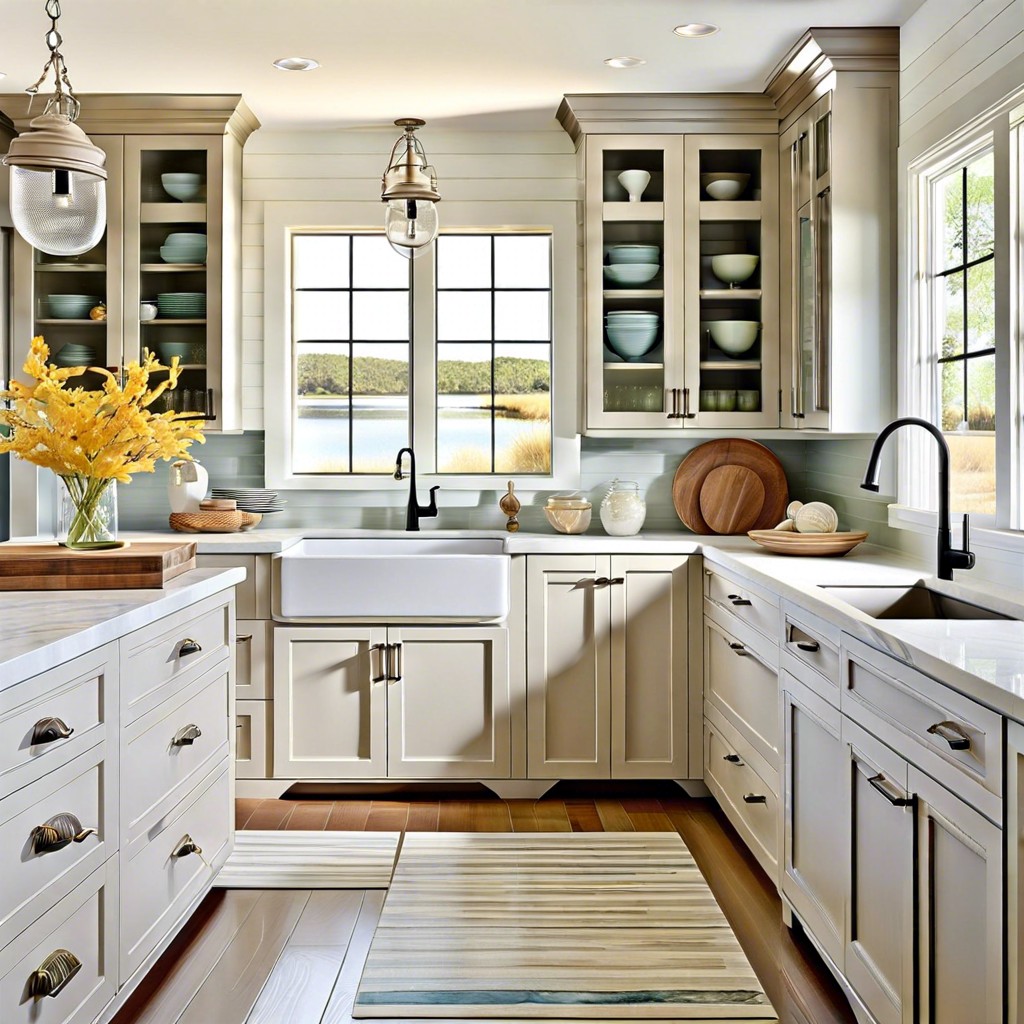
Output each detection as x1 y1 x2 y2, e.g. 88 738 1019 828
168 459 209 513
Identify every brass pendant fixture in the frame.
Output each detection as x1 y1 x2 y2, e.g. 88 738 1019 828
381 118 440 259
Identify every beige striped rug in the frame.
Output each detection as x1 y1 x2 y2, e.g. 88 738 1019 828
353 832 776 1020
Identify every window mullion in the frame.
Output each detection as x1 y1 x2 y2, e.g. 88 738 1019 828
410 253 438 474
993 118 1015 527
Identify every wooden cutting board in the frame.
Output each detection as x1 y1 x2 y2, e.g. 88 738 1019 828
673 439 788 534
0 541 197 591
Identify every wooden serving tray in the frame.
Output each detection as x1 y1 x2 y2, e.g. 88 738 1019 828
0 541 197 590
747 530 868 556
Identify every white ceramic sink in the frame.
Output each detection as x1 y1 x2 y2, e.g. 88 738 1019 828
277 537 510 621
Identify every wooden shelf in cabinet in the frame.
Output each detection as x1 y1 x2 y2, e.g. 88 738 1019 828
35 318 106 325
151 363 206 371
603 289 664 299
700 359 761 370
144 319 207 326
602 202 664 222
141 263 207 273
35 263 107 273
700 288 761 300
603 361 664 371
699 200 761 221
140 202 207 223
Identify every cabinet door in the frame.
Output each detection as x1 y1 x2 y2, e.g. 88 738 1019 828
387 627 510 779
273 626 387 778
781 673 845 966
584 136 684 430
842 716 914 1024
911 767 1002 1024
527 555 611 779
609 554 688 778
1010 720 1024 1024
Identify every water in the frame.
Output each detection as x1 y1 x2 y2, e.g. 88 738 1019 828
293 395 549 473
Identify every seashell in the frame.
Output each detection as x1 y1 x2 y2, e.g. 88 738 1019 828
793 501 839 534
773 519 796 531
786 500 803 519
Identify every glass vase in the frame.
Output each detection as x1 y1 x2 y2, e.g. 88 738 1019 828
57 475 121 550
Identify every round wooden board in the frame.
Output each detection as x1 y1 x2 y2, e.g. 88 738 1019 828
747 530 869 556
672 439 788 534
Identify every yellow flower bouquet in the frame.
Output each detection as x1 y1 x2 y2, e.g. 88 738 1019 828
0 337 205 549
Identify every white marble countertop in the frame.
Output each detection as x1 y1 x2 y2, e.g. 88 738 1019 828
0 566 245 690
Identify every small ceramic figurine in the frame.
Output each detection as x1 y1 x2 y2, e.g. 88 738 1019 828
89 302 106 322
499 480 521 533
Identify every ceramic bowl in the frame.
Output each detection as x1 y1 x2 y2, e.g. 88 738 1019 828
161 173 202 202
736 389 760 412
160 246 207 265
607 244 660 265
159 341 192 361
47 294 102 319
711 253 759 286
700 172 751 200
617 169 651 202
544 504 592 534
603 263 660 286
163 232 207 246
708 320 760 355
140 302 158 322
606 322 659 360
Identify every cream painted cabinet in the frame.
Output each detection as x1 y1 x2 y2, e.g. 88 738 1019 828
527 554 690 780
1009 720 1024 1024
274 625 510 780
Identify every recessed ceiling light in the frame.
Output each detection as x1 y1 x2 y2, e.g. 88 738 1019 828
272 56 320 72
673 22 720 37
603 56 647 69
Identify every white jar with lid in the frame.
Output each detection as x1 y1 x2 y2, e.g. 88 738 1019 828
599 479 646 536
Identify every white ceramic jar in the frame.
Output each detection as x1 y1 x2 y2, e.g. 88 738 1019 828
599 479 646 536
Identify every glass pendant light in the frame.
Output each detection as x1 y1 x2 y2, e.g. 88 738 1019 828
4 1 107 256
381 119 440 259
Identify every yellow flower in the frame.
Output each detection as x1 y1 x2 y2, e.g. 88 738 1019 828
0 337 205 482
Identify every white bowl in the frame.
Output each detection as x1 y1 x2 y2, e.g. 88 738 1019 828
708 320 760 355
711 254 759 286
608 244 660 264
700 172 751 200
603 263 660 286
617 169 651 202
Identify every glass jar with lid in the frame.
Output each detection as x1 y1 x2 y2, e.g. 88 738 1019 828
599 479 646 536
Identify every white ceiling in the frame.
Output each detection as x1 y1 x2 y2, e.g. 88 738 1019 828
0 0 925 132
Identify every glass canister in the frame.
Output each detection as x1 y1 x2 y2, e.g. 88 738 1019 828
599 479 646 536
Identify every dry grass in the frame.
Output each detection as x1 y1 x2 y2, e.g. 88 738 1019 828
439 448 492 474
476 394 551 421
946 433 996 514
496 427 552 474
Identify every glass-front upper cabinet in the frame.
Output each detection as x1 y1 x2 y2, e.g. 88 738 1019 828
682 135 780 428
584 136 683 429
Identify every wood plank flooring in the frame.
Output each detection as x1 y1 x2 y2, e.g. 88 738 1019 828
117 785 855 1024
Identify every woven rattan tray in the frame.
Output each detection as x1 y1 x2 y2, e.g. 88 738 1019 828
169 510 262 533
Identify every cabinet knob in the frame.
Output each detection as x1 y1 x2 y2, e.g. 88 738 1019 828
30 949 82 998
172 834 203 859
178 638 202 657
172 724 202 747
30 813 97 854
742 793 767 804
926 720 972 752
31 716 74 745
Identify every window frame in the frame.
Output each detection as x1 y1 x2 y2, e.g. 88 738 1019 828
264 200 579 491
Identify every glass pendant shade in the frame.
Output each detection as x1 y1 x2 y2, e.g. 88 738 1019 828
384 198 438 258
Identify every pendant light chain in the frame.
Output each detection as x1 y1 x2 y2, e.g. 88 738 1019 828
25 0 81 122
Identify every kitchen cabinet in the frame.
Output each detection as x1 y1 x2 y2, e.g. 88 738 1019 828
5 95 259 431
1008 720 1024 1024
583 135 778 430
273 625 510 780
775 32 898 431
526 553 690 780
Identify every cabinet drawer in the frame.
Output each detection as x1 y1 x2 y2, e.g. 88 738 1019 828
842 636 1002 822
704 713 779 883
0 745 115 948
121 764 231 981
704 614 780 769
782 605 840 705
121 592 231 723
0 645 115 794
236 700 270 779
235 620 270 699
122 661 230 842
703 564 780 642
0 858 117 1024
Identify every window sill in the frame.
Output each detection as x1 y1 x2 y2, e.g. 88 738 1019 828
888 504 1024 554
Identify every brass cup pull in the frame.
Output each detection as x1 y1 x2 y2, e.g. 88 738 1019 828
927 720 972 751
742 793 767 804
172 724 202 747
795 640 820 653
31 716 74 745
727 594 752 606
723 753 743 765
30 948 82 998
178 638 202 657
172 834 203 858
867 773 913 807
31 813 97 854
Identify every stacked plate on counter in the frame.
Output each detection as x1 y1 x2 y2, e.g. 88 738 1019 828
160 232 207 264
54 343 96 367
157 292 207 319
605 310 660 361
211 487 286 514
604 244 661 288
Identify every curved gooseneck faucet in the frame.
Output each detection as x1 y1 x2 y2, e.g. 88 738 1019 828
860 417 974 581
394 447 439 532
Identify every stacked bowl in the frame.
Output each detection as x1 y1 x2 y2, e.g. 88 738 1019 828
160 232 207 265
47 294 101 319
54 343 96 367
161 173 202 202
604 243 660 288
605 310 660 361
157 292 207 319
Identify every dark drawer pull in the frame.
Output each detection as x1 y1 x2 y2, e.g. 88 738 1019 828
742 793 767 804
172 834 203 859
728 642 748 656
795 640 820 653
236 634 253 644
868 773 913 807
927 720 972 751
727 594 752 606
178 638 202 657
594 577 610 586
370 643 387 684
31 717 74 744
30 949 82 998
31 813 97 854
172 724 202 747
723 753 743 765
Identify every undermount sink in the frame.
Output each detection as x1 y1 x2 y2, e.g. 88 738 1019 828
277 537 510 621
818 584 1013 621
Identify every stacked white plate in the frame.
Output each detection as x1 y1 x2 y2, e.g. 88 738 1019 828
211 487 286 513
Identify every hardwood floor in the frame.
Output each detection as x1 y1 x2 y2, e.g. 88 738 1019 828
115 784 854 1024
